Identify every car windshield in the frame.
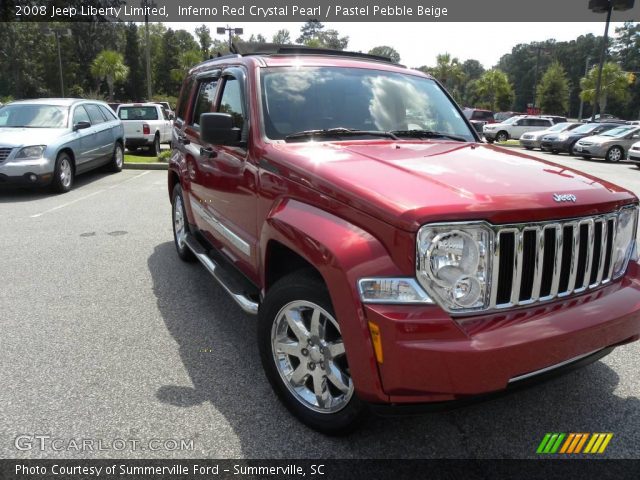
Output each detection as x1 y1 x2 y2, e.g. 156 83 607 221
0 104 68 128
572 123 601 134
118 106 158 121
548 122 571 132
601 126 636 137
260 67 475 141
501 116 520 125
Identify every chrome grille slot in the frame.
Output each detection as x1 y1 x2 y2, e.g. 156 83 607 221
491 213 618 310
0 148 12 163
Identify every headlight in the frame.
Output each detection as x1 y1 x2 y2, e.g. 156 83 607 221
358 278 432 304
417 224 492 312
16 145 46 159
612 205 639 278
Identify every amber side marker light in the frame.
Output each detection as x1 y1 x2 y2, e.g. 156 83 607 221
368 321 384 364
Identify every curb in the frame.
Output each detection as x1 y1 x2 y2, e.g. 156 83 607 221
124 163 168 170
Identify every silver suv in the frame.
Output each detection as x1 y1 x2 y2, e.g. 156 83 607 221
0 99 125 193
483 116 554 142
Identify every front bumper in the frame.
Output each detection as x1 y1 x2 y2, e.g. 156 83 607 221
573 143 607 157
361 260 640 404
0 157 54 186
541 139 570 152
520 138 541 148
483 130 497 140
628 149 640 163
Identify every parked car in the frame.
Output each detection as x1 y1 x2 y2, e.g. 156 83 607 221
574 125 640 161
541 115 568 124
463 108 495 124
483 115 553 142
116 103 172 155
168 46 640 434
519 122 581 150
0 98 124 192
540 122 620 154
628 140 640 165
153 101 175 117
494 111 526 123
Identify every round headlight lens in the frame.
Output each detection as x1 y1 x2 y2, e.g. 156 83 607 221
612 206 638 278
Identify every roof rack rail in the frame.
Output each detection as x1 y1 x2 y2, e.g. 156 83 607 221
230 42 395 64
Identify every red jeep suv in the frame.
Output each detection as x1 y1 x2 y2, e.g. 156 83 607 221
168 46 640 434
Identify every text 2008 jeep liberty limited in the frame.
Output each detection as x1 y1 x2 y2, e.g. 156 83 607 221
167 45 640 434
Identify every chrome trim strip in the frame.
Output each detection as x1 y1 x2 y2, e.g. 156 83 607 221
566 222 580 295
190 196 251 257
595 219 607 286
530 227 544 302
510 230 524 305
508 349 603 384
548 224 563 300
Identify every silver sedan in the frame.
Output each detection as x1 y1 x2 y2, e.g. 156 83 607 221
573 125 640 162
0 99 125 193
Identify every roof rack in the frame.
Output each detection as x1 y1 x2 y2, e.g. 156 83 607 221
230 42 395 64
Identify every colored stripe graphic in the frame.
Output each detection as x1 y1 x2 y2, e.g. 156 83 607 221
537 433 613 454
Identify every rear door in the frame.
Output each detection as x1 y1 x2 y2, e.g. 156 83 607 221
84 103 113 160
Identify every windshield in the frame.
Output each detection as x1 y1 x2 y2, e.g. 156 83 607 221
0 104 68 128
572 123 600 134
260 67 475 141
501 116 520 125
601 126 636 137
548 122 571 132
118 106 158 121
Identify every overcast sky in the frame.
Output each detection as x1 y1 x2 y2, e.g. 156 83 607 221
168 22 629 69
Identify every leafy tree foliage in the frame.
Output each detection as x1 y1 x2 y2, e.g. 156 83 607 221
474 69 515 111
194 24 212 60
123 23 145 101
368 46 401 63
296 20 324 44
580 62 631 115
272 29 292 45
90 50 129 101
537 61 570 115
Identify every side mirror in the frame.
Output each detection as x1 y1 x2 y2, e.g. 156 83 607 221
200 113 241 146
513 121 521 126
168 113 175 120
73 121 91 131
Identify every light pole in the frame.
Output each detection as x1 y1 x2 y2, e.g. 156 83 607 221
142 0 155 100
217 26 244 51
588 0 635 121
42 26 71 97
577 56 591 120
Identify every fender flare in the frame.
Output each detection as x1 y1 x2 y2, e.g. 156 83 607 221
260 198 404 403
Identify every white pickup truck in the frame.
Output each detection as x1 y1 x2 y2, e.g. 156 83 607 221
116 103 172 155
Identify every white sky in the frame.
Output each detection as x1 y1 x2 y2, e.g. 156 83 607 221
167 22 629 69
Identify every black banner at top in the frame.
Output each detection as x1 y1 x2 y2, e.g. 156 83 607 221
1 0 639 22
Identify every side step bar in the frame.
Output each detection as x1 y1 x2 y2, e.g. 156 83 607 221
184 234 259 315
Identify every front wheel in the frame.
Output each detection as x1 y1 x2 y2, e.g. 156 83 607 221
172 185 195 262
582 155 592 160
524 146 533 150
496 131 508 142
258 272 367 435
50 152 74 193
606 146 624 162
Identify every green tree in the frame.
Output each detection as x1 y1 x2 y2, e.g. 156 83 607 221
90 50 129 100
272 29 292 45
296 20 324 44
194 24 212 60
420 53 464 101
368 46 401 63
170 50 202 85
580 62 631 115
612 22 640 119
157 28 180 96
537 61 570 115
475 69 515 111
248 33 267 43
123 23 145 101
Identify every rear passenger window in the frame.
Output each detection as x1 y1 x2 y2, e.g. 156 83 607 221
99 105 117 121
85 104 106 125
176 76 195 122
191 79 218 127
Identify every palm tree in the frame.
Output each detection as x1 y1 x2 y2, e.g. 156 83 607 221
429 53 465 91
475 69 515 111
580 62 631 115
91 50 129 101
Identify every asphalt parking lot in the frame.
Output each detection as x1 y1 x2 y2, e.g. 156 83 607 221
1 150 639 460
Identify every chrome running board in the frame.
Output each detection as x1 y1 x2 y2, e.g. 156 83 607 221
184 234 259 315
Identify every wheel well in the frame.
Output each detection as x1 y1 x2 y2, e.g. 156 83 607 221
58 148 75 171
265 241 323 291
609 145 624 154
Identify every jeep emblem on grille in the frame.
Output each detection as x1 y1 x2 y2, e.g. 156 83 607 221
553 193 577 203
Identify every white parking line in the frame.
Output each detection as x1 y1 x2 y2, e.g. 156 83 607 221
30 171 151 218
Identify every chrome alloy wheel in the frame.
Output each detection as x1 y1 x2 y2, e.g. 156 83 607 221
115 145 124 168
608 147 622 162
271 300 354 413
173 195 187 249
59 158 72 188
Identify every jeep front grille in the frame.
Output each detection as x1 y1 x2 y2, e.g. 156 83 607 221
0 148 12 163
489 214 617 309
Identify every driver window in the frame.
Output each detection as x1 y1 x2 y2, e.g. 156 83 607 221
73 106 91 126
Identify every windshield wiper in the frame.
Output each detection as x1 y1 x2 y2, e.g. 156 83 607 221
284 127 398 142
390 129 468 142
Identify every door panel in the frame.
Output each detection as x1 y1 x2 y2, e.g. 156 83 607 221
70 105 96 167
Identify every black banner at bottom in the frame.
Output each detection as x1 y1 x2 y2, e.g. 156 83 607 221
2 459 640 480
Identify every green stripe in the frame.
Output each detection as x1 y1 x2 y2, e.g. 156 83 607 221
544 434 559 453
537 433 552 454
550 433 566 453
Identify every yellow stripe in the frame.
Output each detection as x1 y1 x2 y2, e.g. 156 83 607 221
584 434 599 454
588 434 605 453
574 433 589 453
560 434 575 454
597 434 613 454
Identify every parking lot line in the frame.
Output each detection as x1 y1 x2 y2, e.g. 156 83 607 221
29 171 151 218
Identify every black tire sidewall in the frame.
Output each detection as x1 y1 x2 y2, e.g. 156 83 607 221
110 143 124 172
51 152 73 193
497 131 508 142
258 272 367 435
151 135 160 156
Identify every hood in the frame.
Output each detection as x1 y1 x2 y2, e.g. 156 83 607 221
0 128 70 148
522 129 549 139
267 140 636 232
578 134 616 145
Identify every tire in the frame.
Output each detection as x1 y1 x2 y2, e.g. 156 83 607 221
551 150 559 154
127 147 139 153
108 142 124 173
496 131 508 142
582 155 592 160
606 146 624 163
258 272 367 435
171 185 195 262
50 152 74 193
150 134 160 157
524 146 533 150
